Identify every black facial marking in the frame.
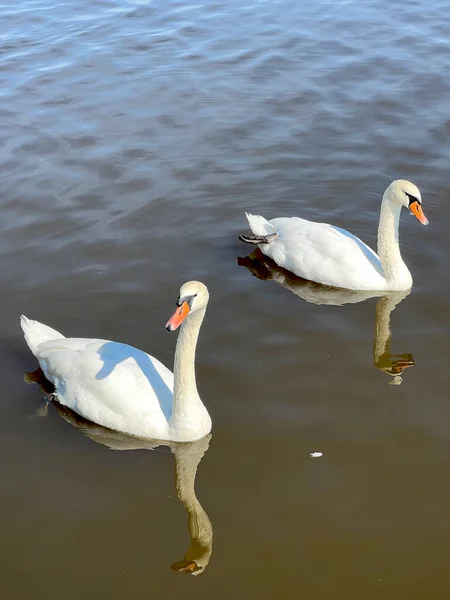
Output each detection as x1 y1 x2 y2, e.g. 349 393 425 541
405 192 421 206
177 294 195 308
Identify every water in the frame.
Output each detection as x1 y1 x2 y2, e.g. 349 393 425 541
1 0 450 597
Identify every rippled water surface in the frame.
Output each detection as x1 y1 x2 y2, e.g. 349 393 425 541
2 0 450 598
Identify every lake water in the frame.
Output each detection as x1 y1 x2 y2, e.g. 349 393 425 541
1 0 450 598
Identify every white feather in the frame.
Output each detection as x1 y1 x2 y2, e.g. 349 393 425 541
21 315 65 354
246 212 277 236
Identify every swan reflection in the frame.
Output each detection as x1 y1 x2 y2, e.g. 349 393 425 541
24 371 213 575
239 250 415 384
372 293 415 385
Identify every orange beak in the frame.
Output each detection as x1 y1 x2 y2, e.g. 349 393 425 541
409 200 428 225
166 301 190 332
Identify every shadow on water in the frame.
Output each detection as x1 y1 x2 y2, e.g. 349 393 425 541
24 369 213 576
238 249 415 384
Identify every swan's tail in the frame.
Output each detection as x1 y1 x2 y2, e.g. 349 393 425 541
20 315 65 356
238 213 279 245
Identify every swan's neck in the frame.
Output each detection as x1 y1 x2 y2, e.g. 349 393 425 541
377 197 411 288
171 308 207 427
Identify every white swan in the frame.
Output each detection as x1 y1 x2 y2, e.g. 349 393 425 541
239 180 428 291
21 281 212 442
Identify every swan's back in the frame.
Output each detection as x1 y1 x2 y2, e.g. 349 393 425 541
22 316 175 439
265 217 387 290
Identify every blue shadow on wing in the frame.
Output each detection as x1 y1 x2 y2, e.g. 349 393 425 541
95 341 173 421
331 225 384 277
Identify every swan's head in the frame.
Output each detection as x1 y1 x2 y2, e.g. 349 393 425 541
386 180 428 225
165 281 209 332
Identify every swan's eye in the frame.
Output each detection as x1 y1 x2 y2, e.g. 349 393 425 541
405 192 420 206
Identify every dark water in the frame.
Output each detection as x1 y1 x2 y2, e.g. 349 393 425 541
1 0 450 597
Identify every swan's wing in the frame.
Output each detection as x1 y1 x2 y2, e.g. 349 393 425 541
265 217 386 290
35 338 174 439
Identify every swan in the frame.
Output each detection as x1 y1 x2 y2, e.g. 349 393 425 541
239 180 428 291
21 281 212 442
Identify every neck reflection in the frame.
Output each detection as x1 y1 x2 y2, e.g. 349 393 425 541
238 250 415 384
22 376 214 576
